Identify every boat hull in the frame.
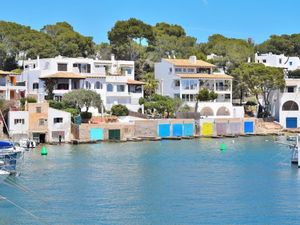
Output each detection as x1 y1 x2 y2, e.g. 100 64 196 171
0 153 17 172
0 170 9 183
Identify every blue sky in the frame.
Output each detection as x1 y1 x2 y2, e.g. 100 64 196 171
1 0 299 44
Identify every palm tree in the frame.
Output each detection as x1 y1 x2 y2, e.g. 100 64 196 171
142 72 159 98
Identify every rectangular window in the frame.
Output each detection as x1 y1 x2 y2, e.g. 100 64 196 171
287 86 295 93
57 63 68 71
39 119 45 126
57 83 69 90
290 61 293 66
117 85 125 92
33 83 39 89
174 80 180 87
190 80 198 90
174 94 180 99
183 68 187 72
175 68 182 73
182 80 190 90
263 59 267 63
225 94 231 102
197 68 210 74
279 59 282 64
181 94 195 102
187 68 194 73
190 94 195 102
14 119 24 125
182 94 188 101
169 68 172 73
36 107 41 113
53 117 63 124
73 63 91 73
125 68 132 75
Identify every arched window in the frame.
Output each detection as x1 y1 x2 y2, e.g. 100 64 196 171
200 107 214 117
85 81 91 89
282 101 299 111
33 82 39 90
216 107 230 116
107 84 113 92
95 81 102 89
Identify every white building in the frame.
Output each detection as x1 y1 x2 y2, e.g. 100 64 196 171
9 102 72 143
255 52 300 71
8 111 29 140
155 56 244 118
269 79 300 128
254 53 300 128
48 107 72 143
18 55 144 113
0 70 26 101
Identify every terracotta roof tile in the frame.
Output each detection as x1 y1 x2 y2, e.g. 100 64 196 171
163 58 216 68
127 79 145 85
177 73 233 79
40 72 86 79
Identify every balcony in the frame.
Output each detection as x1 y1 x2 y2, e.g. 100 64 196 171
0 83 26 91
106 91 130 97
215 86 231 92
53 89 71 95
106 76 128 83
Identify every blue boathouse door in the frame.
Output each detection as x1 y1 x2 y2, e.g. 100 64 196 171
286 117 297 128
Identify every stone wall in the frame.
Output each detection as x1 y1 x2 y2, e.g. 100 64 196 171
134 120 158 137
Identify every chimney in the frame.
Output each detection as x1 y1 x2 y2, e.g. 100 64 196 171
189 56 197 64
111 54 115 61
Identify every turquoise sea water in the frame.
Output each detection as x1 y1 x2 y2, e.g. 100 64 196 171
0 136 299 224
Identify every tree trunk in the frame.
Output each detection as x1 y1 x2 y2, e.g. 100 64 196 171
240 88 243 105
194 100 199 120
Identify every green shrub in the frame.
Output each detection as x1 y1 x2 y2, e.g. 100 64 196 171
64 108 79 117
26 97 37 103
20 97 37 108
138 97 145 105
80 111 92 120
49 100 65 109
111 104 129 116
245 101 257 106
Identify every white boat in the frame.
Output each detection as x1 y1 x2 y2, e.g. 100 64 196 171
291 135 300 166
19 139 36 149
0 141 24 173
0 170 9 183
287 136 297 141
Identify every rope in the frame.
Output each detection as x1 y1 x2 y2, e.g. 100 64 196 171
0 194 48 224
3 177 48 203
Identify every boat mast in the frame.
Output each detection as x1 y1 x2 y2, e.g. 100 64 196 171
0 109 10 140
297 135 300 168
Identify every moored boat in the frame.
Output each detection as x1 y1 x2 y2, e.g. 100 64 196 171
0 141 24 173
19 139 36 149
